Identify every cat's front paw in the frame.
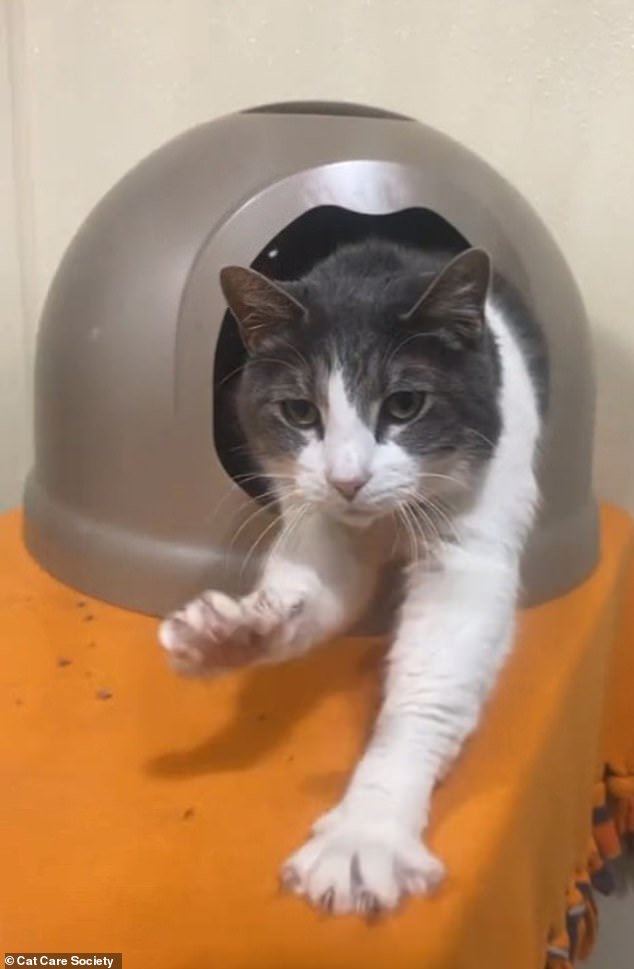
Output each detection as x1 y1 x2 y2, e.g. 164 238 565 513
158 591 265 678
281 813 445 916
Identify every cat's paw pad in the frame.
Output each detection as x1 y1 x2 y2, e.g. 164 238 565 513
281 818 444 915
158 591 260 677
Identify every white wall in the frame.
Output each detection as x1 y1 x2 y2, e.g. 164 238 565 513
1 2 29 506
2 0 634 512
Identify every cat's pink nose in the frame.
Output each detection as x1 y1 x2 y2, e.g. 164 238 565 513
329 475 368 501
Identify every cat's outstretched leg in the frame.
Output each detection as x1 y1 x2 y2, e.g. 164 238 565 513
159 511 378 677
281 536 521 914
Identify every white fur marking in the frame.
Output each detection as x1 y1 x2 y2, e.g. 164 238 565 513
323 369 374 487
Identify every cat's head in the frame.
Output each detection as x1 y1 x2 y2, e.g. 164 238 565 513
220 242 501 528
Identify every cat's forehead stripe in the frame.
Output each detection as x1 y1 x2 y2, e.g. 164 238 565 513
325 369 371 432
323 369 377 479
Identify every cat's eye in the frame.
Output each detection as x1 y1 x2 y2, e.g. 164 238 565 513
383 390 427 423
280 399 320 428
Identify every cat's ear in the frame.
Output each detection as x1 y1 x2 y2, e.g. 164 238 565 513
219 266 306 351
402 248 491 349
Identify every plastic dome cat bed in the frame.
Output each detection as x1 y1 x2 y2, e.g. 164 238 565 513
23 100 599 622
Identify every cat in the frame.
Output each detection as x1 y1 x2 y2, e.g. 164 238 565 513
159 238 548 916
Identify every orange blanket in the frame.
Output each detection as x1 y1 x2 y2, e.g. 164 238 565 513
1 505 633 969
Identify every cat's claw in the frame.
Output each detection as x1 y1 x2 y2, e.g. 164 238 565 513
281 813 445 916
158 590 264 677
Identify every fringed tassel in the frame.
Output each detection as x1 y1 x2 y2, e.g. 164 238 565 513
587 780 621 894
605 769 634 845
546 927 574 969
545 773 632 967
546 871 598 968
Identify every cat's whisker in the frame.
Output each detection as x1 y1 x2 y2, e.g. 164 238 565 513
399 503 424 561
414 501 444 550
252 354 310 380
228 499 283 555
233 471 294 483
400 494 444 560
408 485 467 542
203 483 269 528
272 339 312 374
467 427 497 451
205 480 265 514
405 506 422 561
413 503 437 559
215 363 246 392
406 484 464 546
230 473 297 506
417 471 469 491
413 506 432 559
237 485 307 579
393 508 412 561
232 475 297 497
227 442 253 455
381 331 438 371
263 499 298 561
240 507 291 580
203 482 283 528
205 472 295 544
425 509 460 546
266 500 308 567
264 513 293 569
202 482 240 525
388 510 403 559
420 496 463 544
407 490 446 545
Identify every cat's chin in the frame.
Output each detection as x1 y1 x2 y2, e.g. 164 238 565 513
327 506 382 529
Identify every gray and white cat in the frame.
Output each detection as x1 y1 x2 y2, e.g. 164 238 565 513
159 239 547 915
